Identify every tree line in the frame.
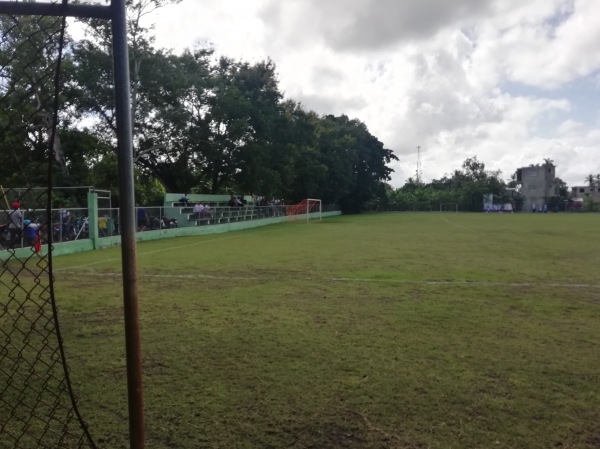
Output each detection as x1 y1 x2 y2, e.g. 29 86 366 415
0 1 396 212
369 157 572 212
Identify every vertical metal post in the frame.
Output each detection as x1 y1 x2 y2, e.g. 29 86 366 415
111 1 145 449
306 200 309 224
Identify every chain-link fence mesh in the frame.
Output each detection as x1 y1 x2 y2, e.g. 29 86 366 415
1 4 97 448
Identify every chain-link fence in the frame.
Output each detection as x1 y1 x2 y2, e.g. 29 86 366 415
1 5 338 447
1 4 97 449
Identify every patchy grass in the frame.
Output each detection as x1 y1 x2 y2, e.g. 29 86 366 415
44 213 600 448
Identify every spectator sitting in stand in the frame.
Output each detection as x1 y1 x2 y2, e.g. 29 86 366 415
161 216 178 228
150 216 161 230
179 193 190 207
228 195 237 207
193 201 204 219
203 203 213 218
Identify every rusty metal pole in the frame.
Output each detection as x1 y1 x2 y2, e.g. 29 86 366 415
111 1 145 448
0 0 143 447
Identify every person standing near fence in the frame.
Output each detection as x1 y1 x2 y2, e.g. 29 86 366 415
23 219 40 247
59 207 71 240
98 214 108 237
8 201 23 248
137 207 147 231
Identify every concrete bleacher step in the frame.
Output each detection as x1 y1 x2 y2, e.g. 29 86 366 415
180 206 280 227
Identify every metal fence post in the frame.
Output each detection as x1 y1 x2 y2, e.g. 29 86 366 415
111 0 145 448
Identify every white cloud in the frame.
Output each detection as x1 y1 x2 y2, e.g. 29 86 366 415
470 0 600 89
258 0 495 52
135 0 600 188
557 119 584 137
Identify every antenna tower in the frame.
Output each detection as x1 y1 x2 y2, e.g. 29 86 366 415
416 146 422 185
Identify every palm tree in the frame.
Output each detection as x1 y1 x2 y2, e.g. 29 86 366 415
543 158 554 166
585 174 595 187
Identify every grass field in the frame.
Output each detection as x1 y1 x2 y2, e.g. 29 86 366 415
40 213 600 448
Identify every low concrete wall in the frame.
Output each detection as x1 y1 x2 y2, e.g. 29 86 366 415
1 211 341 260
0 238 95 261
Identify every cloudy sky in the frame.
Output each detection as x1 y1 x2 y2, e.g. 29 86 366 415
137 0 599 187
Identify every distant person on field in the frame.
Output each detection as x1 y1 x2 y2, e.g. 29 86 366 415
532 204 536 213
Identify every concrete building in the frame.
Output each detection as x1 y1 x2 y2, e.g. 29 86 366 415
516 162 557 212
570 185 600 210
570 185 600 199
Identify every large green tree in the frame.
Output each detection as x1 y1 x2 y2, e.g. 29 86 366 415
69 0 198 192
4 0 398 210
0 13 72 188
308 115 397 211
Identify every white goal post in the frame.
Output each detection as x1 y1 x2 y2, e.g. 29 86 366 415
287 198 322 222
439 203 458 212
305 198 322 222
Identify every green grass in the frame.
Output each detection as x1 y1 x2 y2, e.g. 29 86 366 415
10 213 600 448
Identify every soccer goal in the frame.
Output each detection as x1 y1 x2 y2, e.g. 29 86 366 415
440 203 458 212
287 198 322 222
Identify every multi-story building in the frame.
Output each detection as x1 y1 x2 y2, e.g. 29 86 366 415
570 185 600 210
570 185 600 199
516 162 557 212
